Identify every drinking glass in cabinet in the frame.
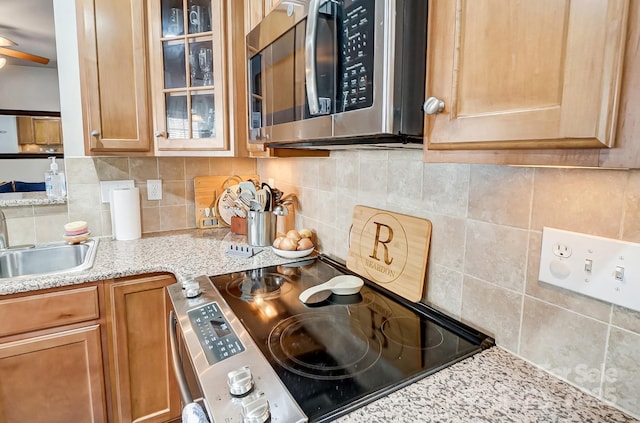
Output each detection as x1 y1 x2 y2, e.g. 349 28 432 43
163 41 186 89
198 48 213 86
191 93 215 138
188 1 211 34
188 40 213 87
162 6 184 37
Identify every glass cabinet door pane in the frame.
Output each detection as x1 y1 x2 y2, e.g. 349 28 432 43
165 94 188 139
161 0 184 37
188 40 214 87
163 41 186 89
191 93 215 138
187 0 212 34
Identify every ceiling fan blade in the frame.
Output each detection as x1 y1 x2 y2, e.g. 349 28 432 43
0 47 49 65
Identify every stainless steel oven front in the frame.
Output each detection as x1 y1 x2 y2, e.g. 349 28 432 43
246 0 428 148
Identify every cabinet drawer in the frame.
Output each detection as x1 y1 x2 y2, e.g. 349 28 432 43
0 286 100 337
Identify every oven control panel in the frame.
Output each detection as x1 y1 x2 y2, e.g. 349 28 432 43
188 302 245 365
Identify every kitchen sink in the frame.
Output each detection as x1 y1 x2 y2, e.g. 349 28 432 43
0 239 99 279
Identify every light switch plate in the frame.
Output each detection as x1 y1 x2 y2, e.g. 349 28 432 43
100 180 135 203
539 227 640 312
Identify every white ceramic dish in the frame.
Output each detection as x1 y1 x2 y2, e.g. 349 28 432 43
272 247 314 259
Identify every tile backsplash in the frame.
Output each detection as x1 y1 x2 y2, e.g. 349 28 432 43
258 150 640 419
3 156 257 244
4 151 640 418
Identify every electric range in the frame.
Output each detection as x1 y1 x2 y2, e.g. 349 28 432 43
168 255 494 423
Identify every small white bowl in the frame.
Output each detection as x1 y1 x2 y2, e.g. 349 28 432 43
272 247 314 259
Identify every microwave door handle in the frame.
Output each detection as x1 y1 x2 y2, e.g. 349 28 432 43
305 0 322 115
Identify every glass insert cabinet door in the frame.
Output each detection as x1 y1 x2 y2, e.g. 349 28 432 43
150 0 228 153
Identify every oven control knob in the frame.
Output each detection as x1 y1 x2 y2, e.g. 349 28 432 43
227 366 254 397
241 391 270 423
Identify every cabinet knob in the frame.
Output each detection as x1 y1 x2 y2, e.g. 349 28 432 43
91 130 100 137
154 130 165 138
423 97 445 115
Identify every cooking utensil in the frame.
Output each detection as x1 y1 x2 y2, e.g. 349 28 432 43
255 189 268 211
298 275 364 304
239 181 257 196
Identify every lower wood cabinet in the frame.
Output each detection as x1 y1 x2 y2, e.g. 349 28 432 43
0 284 107 423
105 274 181 423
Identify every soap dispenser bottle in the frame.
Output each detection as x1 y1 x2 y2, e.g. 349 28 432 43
45 156 65 200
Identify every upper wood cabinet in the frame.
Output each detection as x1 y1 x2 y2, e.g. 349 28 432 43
16 116 63 146
77 0 153 154
148 0 238 156
424 0 629 159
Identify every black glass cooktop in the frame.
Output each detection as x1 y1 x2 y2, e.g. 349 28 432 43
209 256 492 422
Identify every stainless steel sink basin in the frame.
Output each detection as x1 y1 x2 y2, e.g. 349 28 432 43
0 239 99 279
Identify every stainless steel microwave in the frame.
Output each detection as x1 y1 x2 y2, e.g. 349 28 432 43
246 0 428 150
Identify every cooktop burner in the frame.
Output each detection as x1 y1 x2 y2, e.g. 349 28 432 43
225 269 293 301
268 312 383 380
208 255 493 422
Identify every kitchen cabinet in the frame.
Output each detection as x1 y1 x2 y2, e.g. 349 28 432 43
423 0 630 166
77 0 153 154
244 0 280 35
105 273 180 423
16 116 63 145
148 0 233 156
0 285 107 423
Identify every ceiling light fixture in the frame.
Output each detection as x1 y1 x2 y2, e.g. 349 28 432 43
0 37 16 47
0 57 6 70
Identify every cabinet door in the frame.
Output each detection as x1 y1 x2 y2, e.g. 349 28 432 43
16 116 34 145
33 118 63 145
78 0 152 153
105 274 180 423
424 0 628 151
0 325 107 423
148 0 229 155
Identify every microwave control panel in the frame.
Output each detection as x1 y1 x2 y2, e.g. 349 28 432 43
340 0 375 111
188 302 246 365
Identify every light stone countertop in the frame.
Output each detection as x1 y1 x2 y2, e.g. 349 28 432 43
1 229 636 422
0 229 307 295
0 192 66 207
338 346 638 423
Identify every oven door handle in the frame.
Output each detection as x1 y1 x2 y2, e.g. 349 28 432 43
169 310 194 405
305 0 321 115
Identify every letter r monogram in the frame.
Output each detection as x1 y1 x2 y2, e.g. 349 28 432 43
369 222 393 265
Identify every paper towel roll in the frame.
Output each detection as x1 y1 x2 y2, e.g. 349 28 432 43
110 187 142 240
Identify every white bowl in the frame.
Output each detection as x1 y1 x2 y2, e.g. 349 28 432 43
272 247 314 259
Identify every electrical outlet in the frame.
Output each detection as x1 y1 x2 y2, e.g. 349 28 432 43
147 179 162 200
539 227 640 312
100 180 135 203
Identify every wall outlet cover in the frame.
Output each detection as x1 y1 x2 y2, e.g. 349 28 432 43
539 227 640 312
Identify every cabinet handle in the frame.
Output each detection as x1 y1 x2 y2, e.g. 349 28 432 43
423 97 445 115
91 130 100 137
154 131 165 138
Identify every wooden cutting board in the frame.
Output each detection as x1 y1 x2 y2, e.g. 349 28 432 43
347 206 432 302
194 175 258 227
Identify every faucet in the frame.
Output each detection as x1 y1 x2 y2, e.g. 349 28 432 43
0 209 8 249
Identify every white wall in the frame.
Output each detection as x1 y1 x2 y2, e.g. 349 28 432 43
53 0 84 157
0 158 65 182
0 65 60 111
